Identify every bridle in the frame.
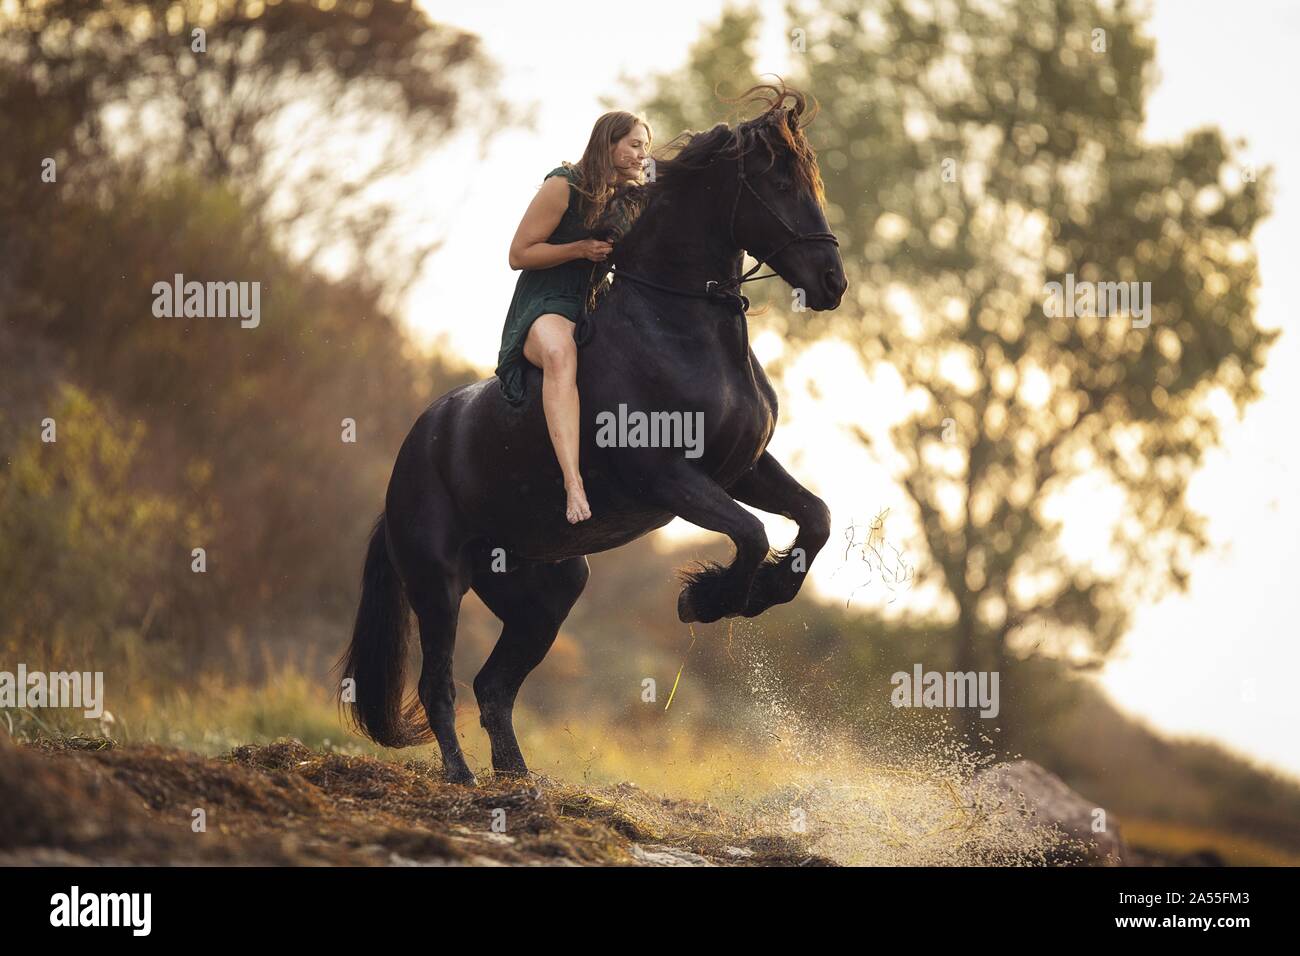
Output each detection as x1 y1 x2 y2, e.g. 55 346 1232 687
719 147 840 296
602 145 840 315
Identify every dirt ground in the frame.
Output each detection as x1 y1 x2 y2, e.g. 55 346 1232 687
0 734 836 866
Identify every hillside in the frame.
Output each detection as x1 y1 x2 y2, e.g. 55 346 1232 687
0 733 1249 867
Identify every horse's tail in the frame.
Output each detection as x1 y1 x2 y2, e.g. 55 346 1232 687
337 515 433 747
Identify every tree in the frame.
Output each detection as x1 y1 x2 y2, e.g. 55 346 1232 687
0 383 206 669
603 6 767 135
0 0 520 297
626 0 1277 747
0 1 494 670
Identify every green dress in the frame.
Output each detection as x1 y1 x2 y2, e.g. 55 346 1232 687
495 164 606 406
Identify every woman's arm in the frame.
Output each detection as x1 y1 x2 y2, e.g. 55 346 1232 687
508 176 611 270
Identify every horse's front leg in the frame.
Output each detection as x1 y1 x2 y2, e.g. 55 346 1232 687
646 460 770 623
728 451 831 616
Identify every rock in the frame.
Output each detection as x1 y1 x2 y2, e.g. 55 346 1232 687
967 760 1128 865
630 843 715 866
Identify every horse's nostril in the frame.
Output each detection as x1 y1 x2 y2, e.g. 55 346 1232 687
824 269 847 298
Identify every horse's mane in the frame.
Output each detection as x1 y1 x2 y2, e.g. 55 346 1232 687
593 80 827 242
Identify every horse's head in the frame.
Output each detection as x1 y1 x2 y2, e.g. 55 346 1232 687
602 82 846 311
728 85 847 311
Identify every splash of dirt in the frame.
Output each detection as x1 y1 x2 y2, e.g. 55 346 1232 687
680 625 1069 866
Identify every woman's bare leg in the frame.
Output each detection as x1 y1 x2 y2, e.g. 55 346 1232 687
524 314 591 523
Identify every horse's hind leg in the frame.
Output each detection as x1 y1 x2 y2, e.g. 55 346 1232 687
386 485 476 784
409 576 475 784
470 556 590 776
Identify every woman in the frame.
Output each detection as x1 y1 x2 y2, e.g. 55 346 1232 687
496 111 652 524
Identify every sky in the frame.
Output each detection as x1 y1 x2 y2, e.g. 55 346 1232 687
410 0 1299 780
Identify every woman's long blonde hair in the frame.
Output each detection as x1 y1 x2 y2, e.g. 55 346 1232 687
563 110 653 229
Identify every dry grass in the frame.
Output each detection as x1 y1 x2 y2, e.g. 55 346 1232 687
0 734 830 866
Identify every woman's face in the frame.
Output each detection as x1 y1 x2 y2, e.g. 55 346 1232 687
610 123 650 183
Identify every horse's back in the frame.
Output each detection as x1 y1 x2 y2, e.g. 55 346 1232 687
398 284 779 559
405 372 674 560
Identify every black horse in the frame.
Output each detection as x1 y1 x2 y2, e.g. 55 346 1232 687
340 84 847 784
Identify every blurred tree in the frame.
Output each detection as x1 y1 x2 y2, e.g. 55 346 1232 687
0 1 494 672
0 382 207 668
602 6 765 135
3 165 476 668
624 0 1277 747
0 0 520 297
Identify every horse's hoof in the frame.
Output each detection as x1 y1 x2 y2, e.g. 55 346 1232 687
444 767 478 786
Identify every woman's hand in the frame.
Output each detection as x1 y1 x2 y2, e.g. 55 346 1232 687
573 238 613 262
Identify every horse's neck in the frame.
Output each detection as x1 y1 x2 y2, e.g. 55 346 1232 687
610 269 754 363
614 184 742 295
609 190 758 376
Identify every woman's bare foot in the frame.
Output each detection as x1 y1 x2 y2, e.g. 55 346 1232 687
565 481 592 524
